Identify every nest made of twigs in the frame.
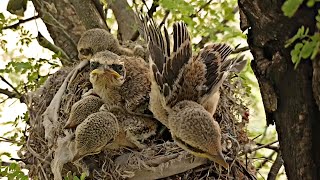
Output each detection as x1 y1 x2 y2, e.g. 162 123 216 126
20 41 255 180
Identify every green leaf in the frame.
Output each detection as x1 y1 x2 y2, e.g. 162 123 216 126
300 40 316 59
285 26 309 47
281 0 304 17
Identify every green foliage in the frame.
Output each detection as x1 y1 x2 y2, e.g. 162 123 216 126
282 0 320 69
156 0 243 47
64 171 86 180
281 0 304 17
0 162 28 180
285 26 320 68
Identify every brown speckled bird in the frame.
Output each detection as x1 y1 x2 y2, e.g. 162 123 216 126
141 16 246 168
89 50 152 116
105 106 157 150
72 106 157 161
73 111 119 161
64 95 104 129
77 28 134 61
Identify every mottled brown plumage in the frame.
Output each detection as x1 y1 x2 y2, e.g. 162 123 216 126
64 95 104 129
106 106 157 149
73 106 157 161
89 50 151 116
141 16 246 168
73 111 119 161
77 28 134 61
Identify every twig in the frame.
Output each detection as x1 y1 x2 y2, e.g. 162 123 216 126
232 46 249 54
0 75 22 96
256 142 279 152
0 136 21 144
147 0 159 17
159 10 170 28
240 140 278 156
256 151 276 171
39 162 49 180
190 0 214 18
267 152 283 180
195 7 239 49
3 15 40 30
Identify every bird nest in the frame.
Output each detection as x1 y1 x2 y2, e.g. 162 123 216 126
19 42 256 180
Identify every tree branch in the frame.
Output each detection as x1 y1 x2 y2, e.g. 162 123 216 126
36 32 72 66
3 15 40 30
106 0 137 41
69 0 108 30
159 10 170 28
0 75 21 96
267 152 283 180
0 88 19 99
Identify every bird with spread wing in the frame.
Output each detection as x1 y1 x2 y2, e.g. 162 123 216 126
140 15 246 169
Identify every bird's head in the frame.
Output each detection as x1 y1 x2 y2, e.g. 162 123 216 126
168 100 228 169
77 28 117 61
89 51 126 88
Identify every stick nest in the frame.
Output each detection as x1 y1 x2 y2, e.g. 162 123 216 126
19 41 256 180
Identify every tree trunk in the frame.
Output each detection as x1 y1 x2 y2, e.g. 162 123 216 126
238 0 320 179
32 0 86 62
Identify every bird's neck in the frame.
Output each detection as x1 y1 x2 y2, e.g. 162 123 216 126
93 84 122 105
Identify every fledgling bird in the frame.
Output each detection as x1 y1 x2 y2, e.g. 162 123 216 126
141 16 246 168
89 50 152 116
64 95 104 129
72 106 157 161
73 111 119 161
77 28 137 61
105 106 157 150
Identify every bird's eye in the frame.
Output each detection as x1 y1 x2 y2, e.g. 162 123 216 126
90 62 100 70
80 48 93 56
110 64 124 75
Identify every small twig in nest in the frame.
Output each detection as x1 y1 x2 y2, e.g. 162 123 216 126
39 162 49 180
240 140 279 156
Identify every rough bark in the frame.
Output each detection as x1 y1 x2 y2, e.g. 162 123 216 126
106 0 137 41
69 0 108 30
238 0 320 179
32 0 86 63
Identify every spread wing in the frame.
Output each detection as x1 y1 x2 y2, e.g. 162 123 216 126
141 15 192 101
162 22 192 97
197 43 246 103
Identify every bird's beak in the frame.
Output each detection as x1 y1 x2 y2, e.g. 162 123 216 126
104 68 122 79
64 119 76 129
207 152 229 169
90 69 104 75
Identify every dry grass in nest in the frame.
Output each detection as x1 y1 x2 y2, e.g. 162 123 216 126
20 48 256 180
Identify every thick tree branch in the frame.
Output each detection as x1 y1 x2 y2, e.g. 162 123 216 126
106 0 137 41
32 0 86 61
0 88 19 99
69 0 108 30
239 1 320 179
36 32 72 66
